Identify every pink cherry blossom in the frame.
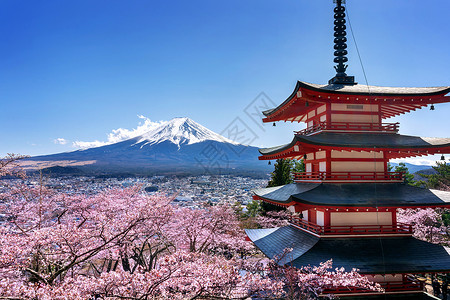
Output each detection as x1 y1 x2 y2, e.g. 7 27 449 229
0 156 379 299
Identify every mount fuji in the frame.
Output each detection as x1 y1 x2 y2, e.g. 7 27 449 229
134 117 239 149
25 118 270 176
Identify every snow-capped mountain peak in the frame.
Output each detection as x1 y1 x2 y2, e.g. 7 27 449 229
135 117 239 148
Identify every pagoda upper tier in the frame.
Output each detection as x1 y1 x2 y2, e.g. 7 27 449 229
263 81 450 122
259 132 450 161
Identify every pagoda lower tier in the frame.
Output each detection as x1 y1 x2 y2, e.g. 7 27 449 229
245 225 450 298
245 226 450 274
248 183 450 297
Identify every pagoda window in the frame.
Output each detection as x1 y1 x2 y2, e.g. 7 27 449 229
305 163 312 173
331 161 385 172
330 103 380 124
319 161 326 172
301 210 308 221
371 274 403 283
316 211 325 226
330 212 393 226
330 150 386 173
317 104 326 114
331 113 379 124
331 103 379 112
347 104 364 110
331 150 384 159
305 152 315 161
316 151 326 159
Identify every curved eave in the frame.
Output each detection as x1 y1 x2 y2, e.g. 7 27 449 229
253 183 320 206
263 81 450 122
253 183 450 208
292 235 450 274
246 225 450 274
258 133 450 160
295 81 450 97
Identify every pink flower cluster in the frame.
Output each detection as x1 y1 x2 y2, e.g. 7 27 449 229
0 157 379 299
397 208 449 244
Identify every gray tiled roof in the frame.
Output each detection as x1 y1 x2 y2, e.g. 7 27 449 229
263 81 450 117
259 132 450 155
253 183 320 203
245 226 320 265
292 235 450 274
253 183 450 207
302 81 450 96
246 225 450 274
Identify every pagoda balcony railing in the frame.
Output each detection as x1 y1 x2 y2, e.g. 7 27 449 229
292 171 404 182
294 122 399 135
322 280 424 295
288 216 413 236
288 215 322 234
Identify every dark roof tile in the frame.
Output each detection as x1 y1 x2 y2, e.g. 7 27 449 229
246 225 450 274
254 183 450 207
259 132 450 155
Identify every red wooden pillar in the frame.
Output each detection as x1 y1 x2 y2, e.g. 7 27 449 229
324 210 331 227
309 209 317 224
326 150 331 175
326 102 332 127
391 209 397 226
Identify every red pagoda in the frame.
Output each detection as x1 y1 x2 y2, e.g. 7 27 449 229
246 1 450 298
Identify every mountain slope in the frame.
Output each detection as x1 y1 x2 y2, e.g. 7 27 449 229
26 117 270 175
135 117 238 148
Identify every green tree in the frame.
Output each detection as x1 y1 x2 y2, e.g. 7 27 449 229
262 158 304 214
245 200 262 218
232 201 244 218
418 162 450 191
267 159 295 187
394 162 417 186
292 159 305 173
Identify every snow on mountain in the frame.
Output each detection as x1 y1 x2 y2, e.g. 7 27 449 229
25 117 269 175
135 117 239 148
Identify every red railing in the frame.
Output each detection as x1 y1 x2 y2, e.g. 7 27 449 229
288 215 322 235
322 223 412 235
288 216 413 236
322 280 423 294
295 122 399 135
292 171 403 182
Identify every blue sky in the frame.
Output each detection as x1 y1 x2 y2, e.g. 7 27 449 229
1 0 449 164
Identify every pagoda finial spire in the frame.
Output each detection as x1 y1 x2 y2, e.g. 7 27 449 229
329 0 355 85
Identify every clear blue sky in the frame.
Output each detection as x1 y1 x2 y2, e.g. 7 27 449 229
1 0 449 164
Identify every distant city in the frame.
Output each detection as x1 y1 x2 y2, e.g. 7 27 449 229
0 174 268 224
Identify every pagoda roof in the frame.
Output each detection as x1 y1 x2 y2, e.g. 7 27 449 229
245 225 450 274
253 183 450 208
259 132 450 160
263 81 450 122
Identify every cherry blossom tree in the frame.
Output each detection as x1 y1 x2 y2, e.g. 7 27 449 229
255 210 290 228
240 248 381 300
398 208 449 245
0 158 379 299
